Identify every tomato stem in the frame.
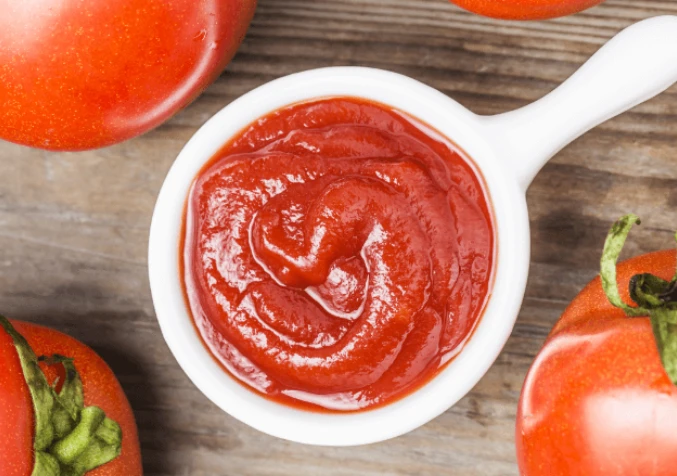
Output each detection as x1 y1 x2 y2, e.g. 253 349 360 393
600 215 677 386
600 214 647 315
0 316 122 475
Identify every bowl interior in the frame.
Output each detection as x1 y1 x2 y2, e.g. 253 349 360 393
148 67 531 446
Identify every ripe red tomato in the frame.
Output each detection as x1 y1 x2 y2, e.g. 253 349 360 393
517 217 677 475
0 318 142 476
450 0 605 20
0 321 33 475
0 0 256 151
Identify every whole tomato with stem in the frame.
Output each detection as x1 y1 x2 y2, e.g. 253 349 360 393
517 215 677 476
0 316 142 476
450 0 605 20
0 0 257 151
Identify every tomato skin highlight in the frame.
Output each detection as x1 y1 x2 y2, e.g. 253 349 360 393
0 324 34 476
11 321 143 476
0 0 256 151
450 0 604 20
517 250 677 476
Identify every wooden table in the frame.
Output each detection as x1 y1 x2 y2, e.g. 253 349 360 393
1 1 676 474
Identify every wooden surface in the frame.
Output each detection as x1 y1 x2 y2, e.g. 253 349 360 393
1 1 677 474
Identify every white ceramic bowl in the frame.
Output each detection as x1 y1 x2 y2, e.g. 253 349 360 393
149 16 677 446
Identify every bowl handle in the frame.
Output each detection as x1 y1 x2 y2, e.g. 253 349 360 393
479 15 677 191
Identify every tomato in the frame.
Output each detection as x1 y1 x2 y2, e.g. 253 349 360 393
0 0 256 151
450 0 604 20
0 317 142 476
517 216 677 476
0 323 33 476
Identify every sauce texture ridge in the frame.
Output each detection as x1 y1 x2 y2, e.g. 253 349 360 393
182 98 495 411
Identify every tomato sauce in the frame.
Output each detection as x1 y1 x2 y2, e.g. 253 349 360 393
182 97 495 411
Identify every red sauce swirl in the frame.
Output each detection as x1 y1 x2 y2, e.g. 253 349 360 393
182 98 494 411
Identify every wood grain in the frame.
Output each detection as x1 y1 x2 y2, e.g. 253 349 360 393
1 1 676 474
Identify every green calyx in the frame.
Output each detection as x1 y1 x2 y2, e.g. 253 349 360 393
600 215 677 385
0 317 122 476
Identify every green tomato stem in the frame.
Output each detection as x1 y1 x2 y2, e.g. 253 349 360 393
600 214 646 316
0 316 122 475
600 215 677 385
